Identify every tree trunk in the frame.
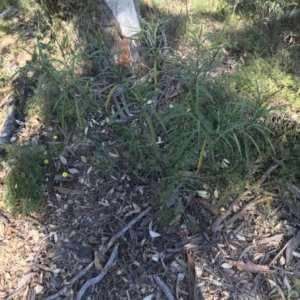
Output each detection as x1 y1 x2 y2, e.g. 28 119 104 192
99 0 142 67
37 0 142 68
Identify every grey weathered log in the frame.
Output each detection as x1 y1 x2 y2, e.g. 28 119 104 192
76 243 119 300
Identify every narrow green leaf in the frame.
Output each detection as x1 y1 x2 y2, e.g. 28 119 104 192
105 85 118 111
196 137 207 174
145 114 157 144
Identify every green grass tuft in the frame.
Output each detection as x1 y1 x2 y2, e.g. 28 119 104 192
5 145 46 215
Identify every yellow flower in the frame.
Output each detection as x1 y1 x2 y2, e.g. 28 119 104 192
62 172 68 178
44 159 49 164
53 135 58 140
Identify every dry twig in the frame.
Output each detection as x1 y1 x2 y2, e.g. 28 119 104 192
257 164 279 185
44 262 94 300
154 275 175 300
76 243 119 300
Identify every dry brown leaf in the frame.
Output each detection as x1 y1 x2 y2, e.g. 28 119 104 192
195 196 219 216
257 234 284 246
224 259 276 274
286 230 300 265
124 203 141 217
94 252 103 272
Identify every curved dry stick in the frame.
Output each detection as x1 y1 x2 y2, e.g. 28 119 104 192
44 262 94 300
154 275 175 300
76 243 119 300
257 164 279 185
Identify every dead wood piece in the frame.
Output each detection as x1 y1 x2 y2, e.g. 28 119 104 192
269 239 293 266
44 261 94 300
154 275 175 300
224 259 276 274
76 243 119 300
103 206 151 254
187 251 196 300
257 164 279 185
0 93 15 144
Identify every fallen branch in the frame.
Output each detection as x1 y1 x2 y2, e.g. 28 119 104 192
257 164 279 185
269 238 293 267
76 243 119 300
154 275 175 300
44 261 94 300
